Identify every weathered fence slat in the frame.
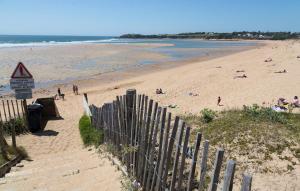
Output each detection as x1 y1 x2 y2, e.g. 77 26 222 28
162 116 179 188
150 107 167 191
155 112 171 191
15 100 20 118
142 99 154 186
2 100 7 122
240 173 252 191
177 126 191 190
187 133 202 191
209 148 225 191
222 160 236 191
170 120 185 190
145 107 162 191
198 140 210 191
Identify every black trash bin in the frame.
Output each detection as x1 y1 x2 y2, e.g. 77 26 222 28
27 104 44 132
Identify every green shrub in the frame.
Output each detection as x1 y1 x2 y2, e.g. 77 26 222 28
1 117 27 135
243 104 287 124
201 108 217 123
79 115 103 147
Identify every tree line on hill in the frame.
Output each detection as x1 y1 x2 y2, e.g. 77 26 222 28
120 32 300 40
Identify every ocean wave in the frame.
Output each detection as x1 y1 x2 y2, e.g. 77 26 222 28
0 38 120 48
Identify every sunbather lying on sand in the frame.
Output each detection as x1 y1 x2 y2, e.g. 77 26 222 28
236 70 245 73
274 69 287 73
188 92 199 96
265 58 272 62
234 74 247 79
278 97 289 105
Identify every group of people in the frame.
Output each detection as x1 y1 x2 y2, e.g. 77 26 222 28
72 84 79 95
276 96 299 110
55 85 80 101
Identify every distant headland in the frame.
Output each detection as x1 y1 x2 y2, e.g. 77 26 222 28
120 32 300 40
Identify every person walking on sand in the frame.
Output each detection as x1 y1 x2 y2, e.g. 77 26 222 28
217 96 222 106
57 88 65 100
72 85 76 95
75 85 79 95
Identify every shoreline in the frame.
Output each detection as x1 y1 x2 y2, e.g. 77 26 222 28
0 41 259 98
33 42 261 97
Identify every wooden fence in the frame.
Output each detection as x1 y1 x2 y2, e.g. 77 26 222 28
0 99 28 147
89 89 252 191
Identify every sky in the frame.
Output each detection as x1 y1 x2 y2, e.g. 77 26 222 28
0 0 299 36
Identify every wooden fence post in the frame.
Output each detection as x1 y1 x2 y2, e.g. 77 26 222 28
198 140 210 191
145 107 162 191
187 133 202 191
11 100 16 119
133 95 142 177
142 99 153 186
240 173 252 191
150 107 167 191
125 89 136 174
22 99 28 129
155 112 171 191
222 160 236 191
83 93 88 103
130 94 137 175
2 100 7 122
208 148 225 191
143 101 158 187
177 126 191 190
162 116 180 188
7 100 16 148
170 121 185 190
15 100 20 118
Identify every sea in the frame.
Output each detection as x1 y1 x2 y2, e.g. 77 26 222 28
0 35 256 94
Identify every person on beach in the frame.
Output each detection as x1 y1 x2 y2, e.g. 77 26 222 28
75 85 79 95
217 96 222 106
292 96 299 107
274 69 287 73
156 88 163 94
234 74 247 79
72 85 76 95
57 88 65 100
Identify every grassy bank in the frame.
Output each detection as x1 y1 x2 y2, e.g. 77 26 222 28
183 105 300 174
79 115 103 147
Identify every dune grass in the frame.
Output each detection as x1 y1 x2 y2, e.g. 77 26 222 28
79 115 104 147
183 105 300 173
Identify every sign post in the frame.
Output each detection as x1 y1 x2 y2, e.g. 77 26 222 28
10 62 35 147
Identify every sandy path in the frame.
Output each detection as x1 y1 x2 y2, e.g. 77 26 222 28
0 94 122 191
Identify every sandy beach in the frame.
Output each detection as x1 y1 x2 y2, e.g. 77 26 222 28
1 40 300 190
59 40 300 113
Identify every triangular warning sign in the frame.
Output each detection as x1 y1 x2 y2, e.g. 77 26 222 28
11 62 33 79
